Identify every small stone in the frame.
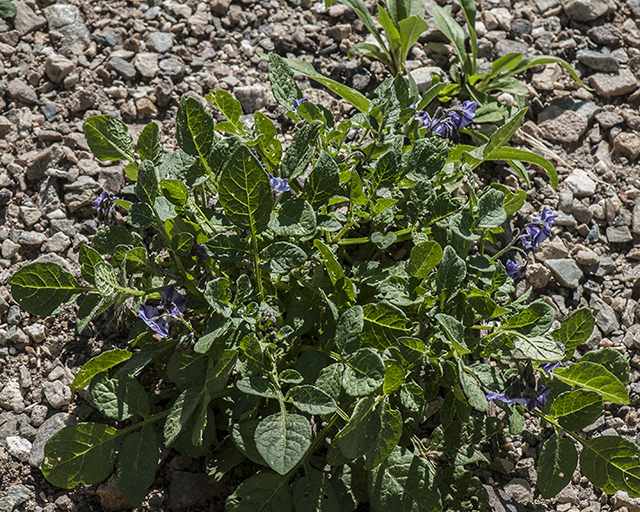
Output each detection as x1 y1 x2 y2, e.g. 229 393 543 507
6 436 31 462
595 110 624 129
146 32 174 53
135 97 158 118
613 491 640 512
17 231 47 247
613 132 640 160
13 0 46 35
572 203 593 224
19 206 42 227
510 18 532 39
532 63 561 91
575 249 599 266
159 58 185 82
563 169 596 197
7 485 31 506
7 78 37 104
211 0 232 15
45 54 75 84
534 237 569 260
133 52 159 78
45 232 71 253
188 3 210 36
606 226 633 243
563 0 610 21
0 381 24 414
42 381 72 409
30 413 77 468
30 405 48 428
489 457 514 474
504 478 532 503
96 474 130 512
23 323 45 343
493 39 528 60
167 472 218 511
327 24 351 41
7 306 21 325
545 258 584 289
590 294 619 335
589 69 638 98
409 66 444 94
576 49 619 72
539 110 588 144
1 240 20 259
526 262 551 289
108 57 137 81
234 85 268 113
587 24 622 46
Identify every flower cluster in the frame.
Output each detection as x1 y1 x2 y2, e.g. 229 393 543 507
487 385 551 411
414 100 478 138
269 174 291 197
505 259 523 279
137 286 187 338
521 207 557 249
93 190 119 224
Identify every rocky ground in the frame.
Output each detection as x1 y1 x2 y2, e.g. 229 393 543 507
3 0 640 510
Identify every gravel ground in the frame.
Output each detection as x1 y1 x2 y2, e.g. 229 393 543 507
3 0 640 510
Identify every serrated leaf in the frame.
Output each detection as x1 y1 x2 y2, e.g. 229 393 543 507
407 241 442 279
342 348 385 397
9 262 84 316
255 412 311 475
226 472 293 512
83 115 135 162
286 385 337 415
90 373 150 420
218 144 273 233
553 362 629 405
550 389 602 431
116 425 159 506
306 150 340 208
72 349 132 392
137 121 163 166
267 54 302 110
537 433 577 499
368 445 442 512
42 423 121 488
580 436 640 497
135 160 159 205
554 307 595 354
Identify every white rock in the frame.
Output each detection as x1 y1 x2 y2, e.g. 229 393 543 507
562 169 596 197
0 381 25 413
1 239 20 259
42 380 72 409
45 232 71 253
23 323 45 343
234 85 269 113
6 436 32 462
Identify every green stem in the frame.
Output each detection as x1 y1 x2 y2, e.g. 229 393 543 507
188 198 217 235
251 232 265 300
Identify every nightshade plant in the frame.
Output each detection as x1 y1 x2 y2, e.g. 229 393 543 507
8 55 640 511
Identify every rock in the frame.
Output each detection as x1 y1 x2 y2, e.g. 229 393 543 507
572 203 593 224
630 0 640 17
409 66 444 94
136 97 158 118
563 169 596 197
535 237 569 260
134 52 159 78
23 323 45 343
211 0 232 15
489 457 514 474
327 24 351 41
156 80 173 107
19 206 41 227
167 472 218 511
590 294 619 335
613 132 640 160
0 381 24 414
7 79 37 104
606 226 633 243
532 63 561 91
632 198 640 235
539 110 588 144
613 490 640 512
575 249 599 266
45 54 75 84
577 49 619 72
234 85 268 113
42 381 72 409
589 69 638 98
45 232 71 253
504 478 533 503
493 39 528 60
95 474 131 512
188 3 210 36
6 436 31 462
146 32 174 53
588 24 623 46
595 110 624 129
17 231 47 246
43 4 91 50
1 240 20 259
563 0 610 21
545 259 584 289
510 18 532 39
7 485 30 507
108 57 137 81
13 0 46 35
159 58 185 82
29 413 77 468
526 262 551 288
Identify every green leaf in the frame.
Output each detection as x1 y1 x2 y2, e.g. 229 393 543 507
218 144 273 233
160 179 189 206
164 387 202 446
236 377 278 398
71 349 132 392
135 160 159 205
502 301 555 336
553 307 595 354
261 242 308 273
476 189 506 229
137 121 163 166
553 362 629 405
316 363 344 401
231 419 268 465
459 366 489 412
514 335 564 362
431 5 469 74
280 120 323 180
226 472 293 512
206 349 237 394
407 241 442 279
128 202 155 228
504 55 587 90
83 115 135 162
293 468 341 512
305 150 340 208
580 348 629 385
209 444 246 482
167 351 207 391
94 261 117 297
255 412 311 475
0 0 17 19
207 90 245 134
89 373 149 421
286 385 337 415
42 423 121 488
185 96 215 162
335 306 364 354
342 348 385 397
537 433 578 499
398 16 429 63
488 147 558 189
204 233 250 262
383 360 404 395
550 389 603 431
269 198 317 238
350 170 368 206
314 240 344 285
79 245 103 285
282 58 370 113
76 294 105 333
580 436 640 497
9 262 84 316
116 425 159 506
254 111 283 171
362 302 411 350
368 445 442 512
268 54 302 109
205 277 233 317
436 246 466 302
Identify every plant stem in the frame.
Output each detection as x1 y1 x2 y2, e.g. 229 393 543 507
251 232 265 299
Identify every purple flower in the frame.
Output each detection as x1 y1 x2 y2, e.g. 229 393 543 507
486 392 529 407
93 190 110 210
539 361 561 374
521 207 557 249
487 385 552 411
450 100 478 129
193 241 210 260
432 118 455 137
94 190 119 223
161 285 187 316
505 259 523 279
138 305 169 338
415 111 432 130
269 174 291 197
292 97 309 119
